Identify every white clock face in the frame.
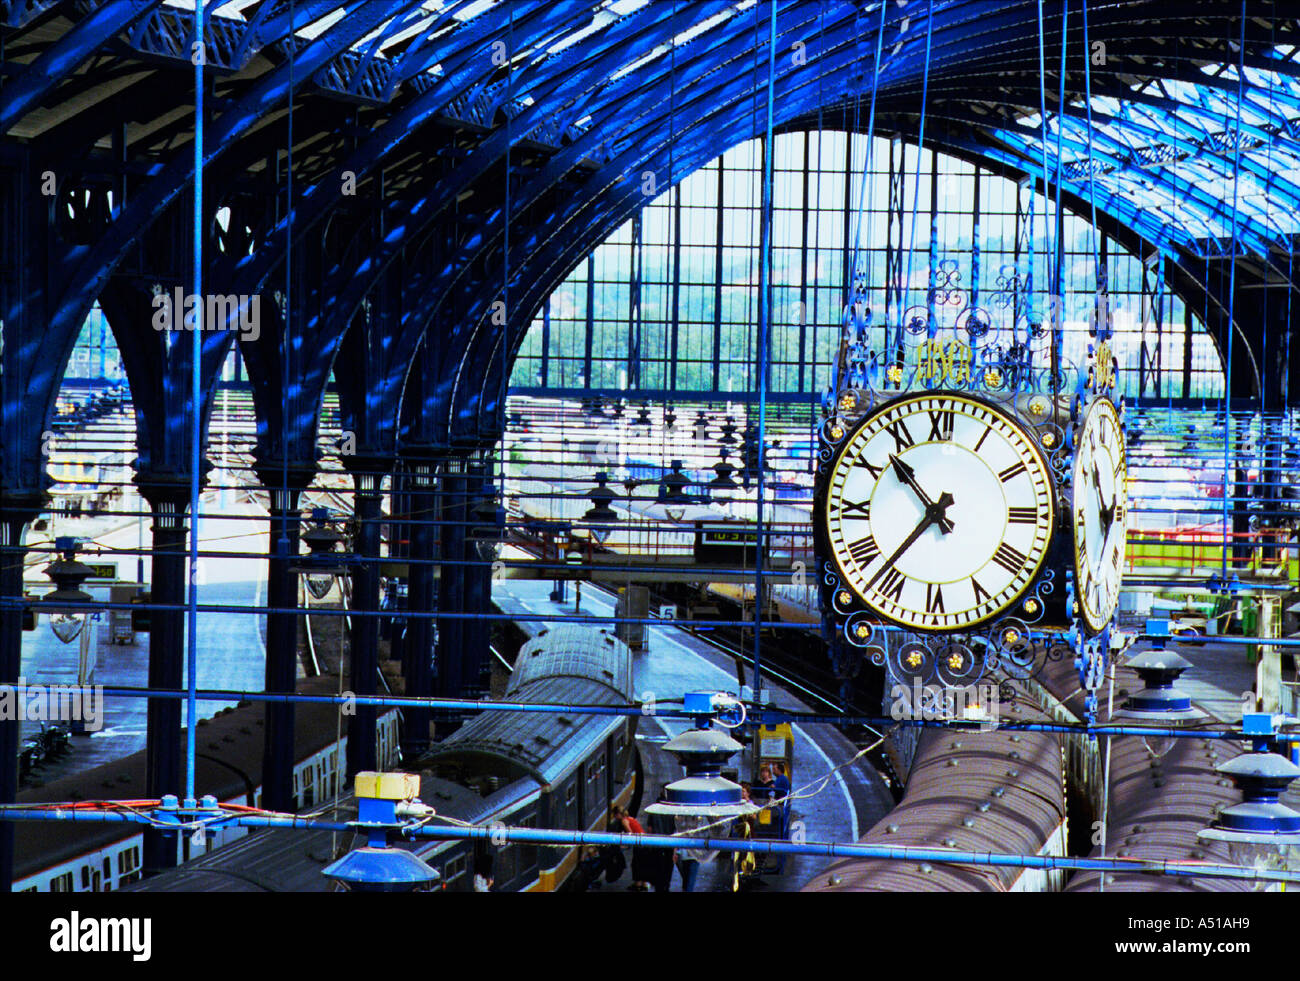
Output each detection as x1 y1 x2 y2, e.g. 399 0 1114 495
1072 398 1127 633
824 393 1055 632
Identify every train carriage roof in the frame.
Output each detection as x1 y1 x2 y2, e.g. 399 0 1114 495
508 625 634 700
424 626 634 786
125 774 493 892
14 676 378 882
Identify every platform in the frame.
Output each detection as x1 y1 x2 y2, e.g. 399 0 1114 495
492 578 893 891
17 499 273 786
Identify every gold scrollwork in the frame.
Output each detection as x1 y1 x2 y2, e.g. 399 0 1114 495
916 339 972 385
1092 339 1115 391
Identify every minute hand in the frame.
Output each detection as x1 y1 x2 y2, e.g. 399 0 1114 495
864 492 955 591
890 454 955 534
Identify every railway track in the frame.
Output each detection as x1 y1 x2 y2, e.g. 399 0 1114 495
584 579 906 795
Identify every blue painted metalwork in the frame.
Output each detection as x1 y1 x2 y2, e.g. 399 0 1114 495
0 0 58 29
36 0 407 407
127 0 247 69
10 0 1295 476
0 0 159 133
15 0 1300 893
2 802 1295 884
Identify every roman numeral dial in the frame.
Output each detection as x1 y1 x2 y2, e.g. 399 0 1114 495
823 393 1055 632
1070 398 1127 634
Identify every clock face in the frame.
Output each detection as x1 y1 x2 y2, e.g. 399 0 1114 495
1072 398 1127 633
823 393 1056 632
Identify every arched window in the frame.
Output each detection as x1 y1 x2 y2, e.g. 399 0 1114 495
513 132 1225 402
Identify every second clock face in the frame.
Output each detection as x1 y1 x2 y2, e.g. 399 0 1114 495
823 393 1056 632
1072 397 1127 634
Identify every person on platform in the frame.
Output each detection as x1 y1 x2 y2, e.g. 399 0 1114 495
473 852 494 892
574 846 605 891
646 787 677 892
737 782 758 835
620 807 652 891
674 814 716 892
772 762 791 799
602 805 628 884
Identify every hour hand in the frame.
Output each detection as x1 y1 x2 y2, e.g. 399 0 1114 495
1087 465 1109 531
1101 488 1119 537
890 453 954 534
1092 466 1116 535
864 493 954 591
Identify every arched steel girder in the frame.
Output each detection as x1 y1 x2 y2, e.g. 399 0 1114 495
394 2 1218 435
236 0 1068 363
0 0 160 133
460 119 1253 433
434 0 1300 298
388 9 906 441
261 0 1300 444
16 1 1298 459
32 0 410 404
945 130 1206 253
915 73 1300 216
989 114 1279 254
1 0 352 140
223 0 854 329
0 6 404 493
842 81 1300 254
907 65 1300 247
878 44 1300 165
1055 106 1297 239
228 0 351 71
236 0 854 380
456 74 1285 436
225 0 676 308
220 0 880 454
96 284 233 474
925 127 1265 399
448 99 977 433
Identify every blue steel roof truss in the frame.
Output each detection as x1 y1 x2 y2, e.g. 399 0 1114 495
5 0 1300 484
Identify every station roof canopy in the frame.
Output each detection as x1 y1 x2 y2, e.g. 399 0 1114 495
3 1 1299 483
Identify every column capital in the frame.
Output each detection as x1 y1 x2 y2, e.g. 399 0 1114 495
134 471 204 510
341 452 396 494
251 456 318 497
0 491 46 533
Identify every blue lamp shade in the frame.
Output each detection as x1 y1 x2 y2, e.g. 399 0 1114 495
648 776 753 812
1114 650 1203 721
322 847 441 892
1198 752 1300 845
661 726 744 770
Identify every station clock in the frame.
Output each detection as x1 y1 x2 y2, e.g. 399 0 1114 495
820 392 1055 632
1070 396 1127 634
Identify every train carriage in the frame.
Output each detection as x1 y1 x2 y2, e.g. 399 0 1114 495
121 624 636 893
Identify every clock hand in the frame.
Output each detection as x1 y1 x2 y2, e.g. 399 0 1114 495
889 453 955 535
1102 485 1121 538
1090 464 1114 538
863 492 955 591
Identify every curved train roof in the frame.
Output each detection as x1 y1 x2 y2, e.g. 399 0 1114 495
804 723 1067 893
424 625 634 786
508 624 633 698
13 676 385 882
125 774 492 893
1030 643 1251 892
1054 652 1252 894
